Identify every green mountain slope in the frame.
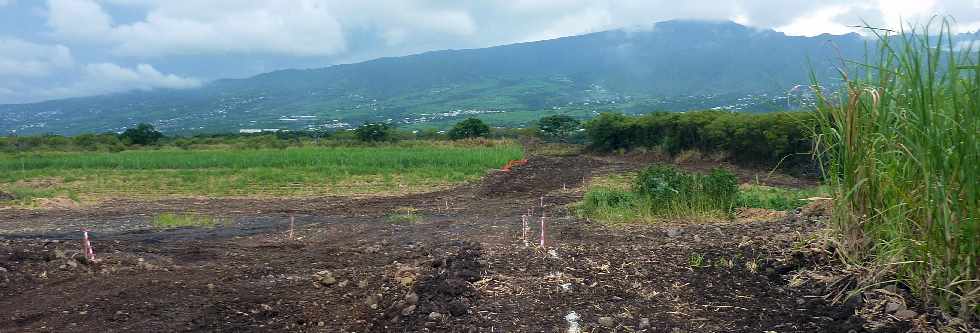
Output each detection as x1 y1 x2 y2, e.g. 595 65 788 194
1 20 871 135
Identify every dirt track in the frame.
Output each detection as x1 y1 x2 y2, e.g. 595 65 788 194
0 155 903 332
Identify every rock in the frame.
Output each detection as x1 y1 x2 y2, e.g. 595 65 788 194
598 317 616 328
401 305 416 316
638 318 651 329
337 280 349 288
357 280 369 288
400 276 415 287
884 302 905 313
447 300 467 316
364 295 380 309
666 228 683 237
404 292 419 305
428 312 443 321
894 309 917 320
313 270 337 286
796 298 806 305
0 266 7 273
0 190 14 201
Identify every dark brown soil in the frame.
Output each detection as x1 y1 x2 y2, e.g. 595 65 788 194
0 154 917 332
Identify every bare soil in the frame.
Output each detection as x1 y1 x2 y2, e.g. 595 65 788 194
0 155 917 332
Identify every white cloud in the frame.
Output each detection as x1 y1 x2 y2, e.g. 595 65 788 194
0 38 73 77
0 57 200 103
46 0 113 41
46 0 347 56
28 63 200 101
83 63 201 90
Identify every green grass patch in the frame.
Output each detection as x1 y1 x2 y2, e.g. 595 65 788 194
0 185 80 206
736 184 828 211
0 140 523 198
385 207 422 223
151 213 226 229
576 165 739 223
577 167 825 224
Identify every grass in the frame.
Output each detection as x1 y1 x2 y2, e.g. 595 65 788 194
0 185 79 206
151 213 226 229
0 140 523 200
576 169 824 224
812 19 978 320
736 184 829 211
386 207 422 223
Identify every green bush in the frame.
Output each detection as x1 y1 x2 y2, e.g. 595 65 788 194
354 123 396 142
578 166 740 223
448 118 490 140
632 166 737 216
120 123 164 146
585 111 816 169
537 115 581 142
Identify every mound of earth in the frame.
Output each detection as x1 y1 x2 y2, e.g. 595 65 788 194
478 155 606 197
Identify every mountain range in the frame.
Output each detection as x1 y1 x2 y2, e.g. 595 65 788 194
0 20 913 135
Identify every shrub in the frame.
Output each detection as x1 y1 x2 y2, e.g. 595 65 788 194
578 165 740 223
633 165 737 216
537 115 581 142
448 118 490 140
354 123 396 142
585 111 816 170
584 112 632 151
120 123 164 145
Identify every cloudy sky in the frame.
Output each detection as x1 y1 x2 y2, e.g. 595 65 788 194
1 0 978 104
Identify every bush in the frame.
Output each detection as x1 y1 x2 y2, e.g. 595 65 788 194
354 123 396 142
448 118 490 140
585 111 816 170
120 123 164 145
584 113 632 151
633 165 737 216
578 166 740 223
537 115 581 142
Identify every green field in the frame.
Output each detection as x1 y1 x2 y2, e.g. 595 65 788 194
0 140 523 202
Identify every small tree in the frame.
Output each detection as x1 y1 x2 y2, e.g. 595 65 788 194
448 118 490 140
537 115 581 141
354 122 395 142
119 123 163 145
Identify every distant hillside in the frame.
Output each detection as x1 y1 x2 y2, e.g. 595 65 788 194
1 20 874 135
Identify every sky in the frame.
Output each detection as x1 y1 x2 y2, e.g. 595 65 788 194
0 0 978 104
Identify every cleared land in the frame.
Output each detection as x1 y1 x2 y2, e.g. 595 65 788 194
0 152 927 332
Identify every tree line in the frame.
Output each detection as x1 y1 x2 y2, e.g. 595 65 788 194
584 111 817 170
2 111 816 174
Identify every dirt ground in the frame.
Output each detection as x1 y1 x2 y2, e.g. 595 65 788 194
0 154 930 332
